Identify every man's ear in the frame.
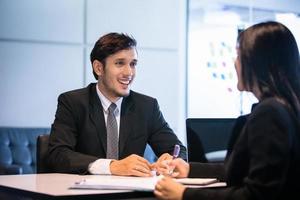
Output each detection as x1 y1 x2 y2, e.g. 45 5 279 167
92 60 104 77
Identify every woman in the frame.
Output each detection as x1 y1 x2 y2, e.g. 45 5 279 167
154 21 300 200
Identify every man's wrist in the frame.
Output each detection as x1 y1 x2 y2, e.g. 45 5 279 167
109 159 118 175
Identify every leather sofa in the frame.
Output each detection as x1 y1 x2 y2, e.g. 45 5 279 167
0 127 156 175
0 127 50 175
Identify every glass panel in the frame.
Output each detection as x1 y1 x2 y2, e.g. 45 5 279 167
188 0 300 118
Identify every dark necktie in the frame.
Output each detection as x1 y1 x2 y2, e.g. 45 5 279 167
106 103 118 159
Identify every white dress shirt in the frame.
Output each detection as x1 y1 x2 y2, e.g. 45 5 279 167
88 84 122 175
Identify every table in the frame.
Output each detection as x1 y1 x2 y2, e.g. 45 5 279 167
0 173 155 200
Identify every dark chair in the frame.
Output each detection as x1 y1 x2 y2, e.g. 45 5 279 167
186 118 236 163
0 127 50 174
36 134 51 173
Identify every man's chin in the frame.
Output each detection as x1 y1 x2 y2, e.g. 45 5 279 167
117 90 130 97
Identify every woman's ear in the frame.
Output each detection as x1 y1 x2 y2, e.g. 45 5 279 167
92 60 104 77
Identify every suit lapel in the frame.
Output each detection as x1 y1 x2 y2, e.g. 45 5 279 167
89 84 107 154
119 94 135 157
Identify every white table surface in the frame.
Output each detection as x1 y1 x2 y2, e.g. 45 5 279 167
0 173 226 199
0 173 141 196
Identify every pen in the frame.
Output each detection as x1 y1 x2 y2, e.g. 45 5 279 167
172 144 180 159
168 144 180 175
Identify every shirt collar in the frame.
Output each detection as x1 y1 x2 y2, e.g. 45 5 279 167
96 84 123 114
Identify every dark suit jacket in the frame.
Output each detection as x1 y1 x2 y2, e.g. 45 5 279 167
184 98 300 200
47 83 186 173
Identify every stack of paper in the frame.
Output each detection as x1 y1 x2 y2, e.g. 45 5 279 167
70 175 160 191
70 175 220 191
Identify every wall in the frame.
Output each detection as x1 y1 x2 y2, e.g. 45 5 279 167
0 0 187 144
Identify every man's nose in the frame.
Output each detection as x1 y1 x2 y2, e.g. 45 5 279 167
124 64 133 76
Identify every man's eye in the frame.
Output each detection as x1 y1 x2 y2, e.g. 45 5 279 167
116 61 124 65
130 62 137 67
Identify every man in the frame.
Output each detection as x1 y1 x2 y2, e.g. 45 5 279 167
47 32 186 176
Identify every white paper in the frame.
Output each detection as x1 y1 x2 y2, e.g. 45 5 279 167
70 175 221 191
70 175 162 191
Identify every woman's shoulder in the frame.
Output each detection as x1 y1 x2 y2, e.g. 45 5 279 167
253 97 289 114
249 97 295 126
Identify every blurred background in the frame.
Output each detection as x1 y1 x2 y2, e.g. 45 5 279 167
1 0 300 145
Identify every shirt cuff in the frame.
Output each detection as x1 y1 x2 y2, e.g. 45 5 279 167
88 159 113 175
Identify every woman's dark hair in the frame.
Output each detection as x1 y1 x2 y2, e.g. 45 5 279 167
237 21 300 114
90 32 137 80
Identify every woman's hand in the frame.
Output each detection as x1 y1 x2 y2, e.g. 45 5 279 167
153 158 190 178
154 176 186 200
152 153 173 175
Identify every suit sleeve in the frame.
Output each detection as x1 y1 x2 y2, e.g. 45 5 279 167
147 99 187 160
189 162 225 181
47 93 98 174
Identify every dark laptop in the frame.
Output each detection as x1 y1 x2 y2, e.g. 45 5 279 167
186 118 236 162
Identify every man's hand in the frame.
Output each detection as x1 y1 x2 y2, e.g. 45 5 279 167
110 154 153 177
156 153 173 163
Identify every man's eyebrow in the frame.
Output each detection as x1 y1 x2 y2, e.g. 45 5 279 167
114 58 137 62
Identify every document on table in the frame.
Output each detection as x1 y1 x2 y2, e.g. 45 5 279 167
70 175 222 191
70 175 160 191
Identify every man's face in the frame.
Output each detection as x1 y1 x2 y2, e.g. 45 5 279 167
95 48 137 102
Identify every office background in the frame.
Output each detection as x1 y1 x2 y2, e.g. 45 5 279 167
1 0 300 145
0 0 187 143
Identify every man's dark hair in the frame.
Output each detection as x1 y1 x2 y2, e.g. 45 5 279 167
90 32 137 80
